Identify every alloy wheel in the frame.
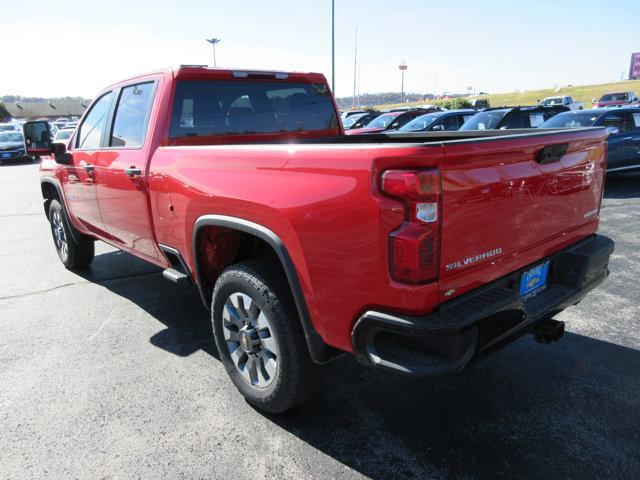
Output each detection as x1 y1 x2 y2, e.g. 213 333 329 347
222 292 279 388
52 210 68 260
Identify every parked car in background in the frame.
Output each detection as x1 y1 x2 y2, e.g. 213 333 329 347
342 111 381 130
0 131 29 163
539 107 640 173
53 127 75 144
593 92 637 109
64 121 79 129
391 109 476 132
539 96 584 111
460 105 569 130
340 109 367 121
471 98 490 109
53 119 71 130
346 108 432 135
0 123 21 132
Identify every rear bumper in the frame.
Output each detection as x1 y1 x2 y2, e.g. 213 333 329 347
352 234 614 377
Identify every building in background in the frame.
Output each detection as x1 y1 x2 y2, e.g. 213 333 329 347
629 52 640 80
0 99 90 121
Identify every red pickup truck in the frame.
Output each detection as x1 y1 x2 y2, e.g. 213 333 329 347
25 66 614 413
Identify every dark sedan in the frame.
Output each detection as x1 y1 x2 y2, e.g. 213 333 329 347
391 109 476 132
0 132 30 163
539 108 640 173
460 105 569 131
346 109 434 135
342 111 381 130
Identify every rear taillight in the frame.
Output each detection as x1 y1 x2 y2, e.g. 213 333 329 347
381 169 440 283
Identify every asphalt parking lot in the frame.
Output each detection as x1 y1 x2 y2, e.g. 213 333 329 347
1 161 639 479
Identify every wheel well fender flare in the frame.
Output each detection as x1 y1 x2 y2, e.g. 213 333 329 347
40 177 87 244
192 214 332 363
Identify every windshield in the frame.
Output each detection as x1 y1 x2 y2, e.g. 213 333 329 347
600 93 627 102
0 132 23 142
169 80 338 138
460 109 509 130
398 112 444 132
539 112 599 128
365 114 397 129
55 130 74 140
542 97 564 106
343 114 365 128
5 132 23 142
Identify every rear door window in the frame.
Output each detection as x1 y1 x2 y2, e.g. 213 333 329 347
500 111 527 129
432 115 460 131
603 112 633 132
109 82 156 148
170 80 338 138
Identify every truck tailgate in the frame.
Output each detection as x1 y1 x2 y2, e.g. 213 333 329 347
437 128 607 302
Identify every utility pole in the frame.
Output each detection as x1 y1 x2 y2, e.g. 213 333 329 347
426 72 437 98
206 37 221 67
331 0 335 93
399 60 407 103
352 28 358 108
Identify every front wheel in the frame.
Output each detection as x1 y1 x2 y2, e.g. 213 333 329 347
48 199 94 269
211 259 321 413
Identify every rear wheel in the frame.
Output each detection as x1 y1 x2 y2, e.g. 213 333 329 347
48 199 94 269
211 259 321 413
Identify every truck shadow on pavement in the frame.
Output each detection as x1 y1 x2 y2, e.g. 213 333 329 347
275 335 640 479
75 251 218 360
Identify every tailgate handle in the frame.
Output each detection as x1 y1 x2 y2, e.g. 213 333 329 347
536 143 568 164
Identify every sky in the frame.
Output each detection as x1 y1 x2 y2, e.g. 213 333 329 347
1 0 639 99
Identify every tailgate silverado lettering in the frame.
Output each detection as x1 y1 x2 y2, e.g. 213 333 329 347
446 247 503 271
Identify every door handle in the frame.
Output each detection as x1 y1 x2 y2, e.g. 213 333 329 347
125 167 142 177
82 164 94 173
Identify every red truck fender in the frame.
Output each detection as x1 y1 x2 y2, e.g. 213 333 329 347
192 214 336 363
41 177 91 245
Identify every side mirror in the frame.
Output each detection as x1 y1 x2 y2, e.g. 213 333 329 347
606 126 620 135
23 121 54 155
52 142 72 164
431 124 444 131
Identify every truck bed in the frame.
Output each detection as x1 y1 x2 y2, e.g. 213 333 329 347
289 127 605 145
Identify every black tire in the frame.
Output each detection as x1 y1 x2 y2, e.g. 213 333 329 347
48 199 94 269
211 259 321 413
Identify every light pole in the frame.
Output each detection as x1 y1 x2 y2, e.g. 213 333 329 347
425 72 436 98
352 28 358 108
206 37 221 67
399 60 407 103
331 0 335 93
